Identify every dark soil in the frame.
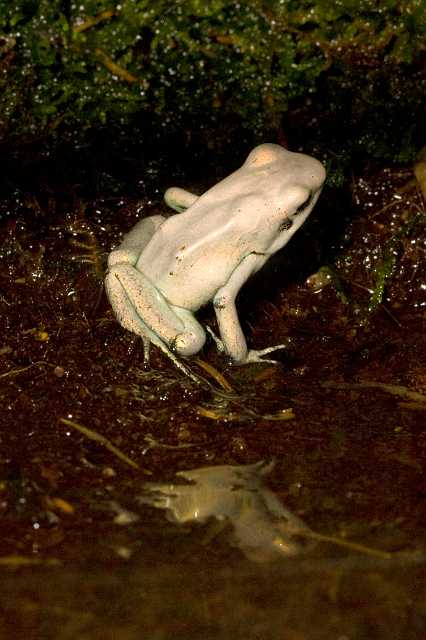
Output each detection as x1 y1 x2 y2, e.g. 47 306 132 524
0 149 424 640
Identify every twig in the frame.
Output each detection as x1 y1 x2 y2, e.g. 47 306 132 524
0 361 54 379
304 530 392 559
95 48 147 85
0 555 60 567
59 418 147 472
193 357 235 393
322 381 426 403
73 9 116 33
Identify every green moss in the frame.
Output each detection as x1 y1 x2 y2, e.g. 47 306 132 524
0 0 424 161
368 213 422 313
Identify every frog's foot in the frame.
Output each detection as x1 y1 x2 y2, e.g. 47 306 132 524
142 326 203 384
128 315 202 383
205 326 226 353
206 327 289 364
244 344 290 365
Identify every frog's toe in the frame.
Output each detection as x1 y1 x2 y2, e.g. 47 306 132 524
205 326 225 352
245 351 279 364
245 343 291 364
142 336 151 364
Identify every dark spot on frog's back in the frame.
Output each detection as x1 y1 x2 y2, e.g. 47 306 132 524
279 219 293 232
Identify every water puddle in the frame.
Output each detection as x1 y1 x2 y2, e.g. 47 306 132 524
140 460 314 562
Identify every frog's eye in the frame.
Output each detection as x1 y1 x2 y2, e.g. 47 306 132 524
294 191 312 215
279 219 293 232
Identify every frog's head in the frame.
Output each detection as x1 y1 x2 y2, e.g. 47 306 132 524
246 142 325 180
257 146 326 255
244 143 285 167
269 188 324 254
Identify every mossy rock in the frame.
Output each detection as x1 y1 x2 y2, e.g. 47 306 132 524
0 0 424 163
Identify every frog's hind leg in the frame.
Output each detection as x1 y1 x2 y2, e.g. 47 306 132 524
105 267 204 383
108 215 166 269
170 306 206 357
137 317 202 383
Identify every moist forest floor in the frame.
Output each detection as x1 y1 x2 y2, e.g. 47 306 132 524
0 149 425 640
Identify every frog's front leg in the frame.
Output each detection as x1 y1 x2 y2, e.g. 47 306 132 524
213 254 289 365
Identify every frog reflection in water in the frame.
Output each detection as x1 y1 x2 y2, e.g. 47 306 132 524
105 143 326 378
140 460 314 562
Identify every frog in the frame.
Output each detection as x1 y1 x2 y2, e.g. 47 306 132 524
105 143 326 380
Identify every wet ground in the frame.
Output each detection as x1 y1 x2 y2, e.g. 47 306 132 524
0 150 425 639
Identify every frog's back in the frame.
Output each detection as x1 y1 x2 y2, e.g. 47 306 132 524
138 208 257 309
136 143 325 309
138 161 274 276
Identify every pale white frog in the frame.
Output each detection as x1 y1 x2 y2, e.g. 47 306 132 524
105 143 326 379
